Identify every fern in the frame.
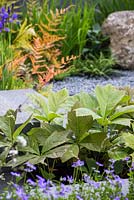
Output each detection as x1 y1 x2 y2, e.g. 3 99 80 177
4 7 76 88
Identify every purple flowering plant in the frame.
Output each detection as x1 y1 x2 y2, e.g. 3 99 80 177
0 159 131 200
0 6 18 33
0 4 19 68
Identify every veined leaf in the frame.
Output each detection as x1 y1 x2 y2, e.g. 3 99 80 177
48 88 69 113
68 109 93 141
34 112 61 122
108 149 128 160
111 118 131 127
0 110 16 141
41 131 69 154
0 141 11 148
7 154 36 168
28 155 46 165
95 84 125 118
110 105 134 120
61 144 79 163
80 132 109 152
75 107 101 120
13 115 32 141
46 145 72 159
114 132 134 150
41 123 65 133
73 92 98 110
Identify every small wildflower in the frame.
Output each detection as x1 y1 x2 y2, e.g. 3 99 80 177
12 158 17 163
12 13 17 20
114 197 120 200
60 177 66 182
76 194 83 200
17 135 27 147
15 185 28 200
123 157 130 161
10 172 20 177
27 179 36 186
6 192 12 199
72 159 84 168
9 149 18 156
96 161 103 167
83 174 91 184
25 162 36 171
67 175 74 184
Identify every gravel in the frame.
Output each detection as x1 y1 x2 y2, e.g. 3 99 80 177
52 70 134 95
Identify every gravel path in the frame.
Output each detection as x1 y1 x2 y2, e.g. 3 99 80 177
52 70 134 95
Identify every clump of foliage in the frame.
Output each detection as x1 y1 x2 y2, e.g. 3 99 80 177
1 84 134 180
0 159 131 199
94 0 134 25
0 4 76 88
73 53 115 77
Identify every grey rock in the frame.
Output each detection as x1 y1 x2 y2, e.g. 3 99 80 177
102 11 134 69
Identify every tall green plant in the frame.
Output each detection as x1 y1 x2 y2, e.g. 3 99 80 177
61 2 95 56
95 0 134 24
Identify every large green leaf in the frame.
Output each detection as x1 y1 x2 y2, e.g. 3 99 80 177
95 84 125 118
41 131 69 154
46 145 72 159
27 93 49 117
27 127 51 145
80 132 109 152
61 144 79 163
74 92 98 110
111 118 131 127
34 112 61 122
41 123 65 132
110 105 134 120
13 115 32 141
0 110 16 141
0 141 11 148
67 109 93 140
48 89 69 113
27 134 40 155
28 155 46 165
114 132 134 150
7 154 36 167
108 149 128 160
75 107 101 120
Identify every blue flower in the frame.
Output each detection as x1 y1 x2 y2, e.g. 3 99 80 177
3 12 8 19
10 172 21 177
12 13 18 20
4 27 10 32
24 162 36 172
72 159 84 168
0 21 3 29
0 5 19 33
96 161 103 167
76 194 83 200
14 185 28 200
27 179 36 186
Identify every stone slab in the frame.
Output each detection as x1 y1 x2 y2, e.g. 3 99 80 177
0 88 38 124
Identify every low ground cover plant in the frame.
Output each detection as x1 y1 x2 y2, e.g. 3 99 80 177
0 159 133 199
